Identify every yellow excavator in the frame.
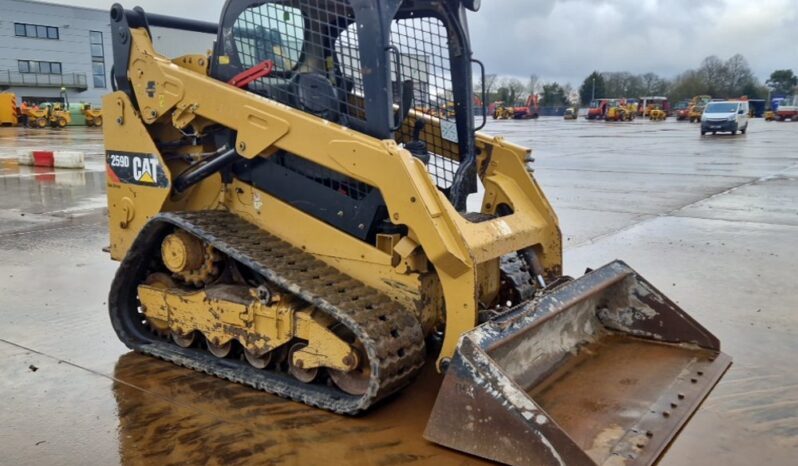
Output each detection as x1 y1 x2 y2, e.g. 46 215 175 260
104 2 730 465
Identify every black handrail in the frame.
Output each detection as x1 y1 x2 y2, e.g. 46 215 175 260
110 4 218 35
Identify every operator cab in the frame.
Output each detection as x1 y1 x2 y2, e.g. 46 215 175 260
211 0 484 209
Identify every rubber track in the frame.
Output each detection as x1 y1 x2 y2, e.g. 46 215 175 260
108 210 426 414
499 253 537 304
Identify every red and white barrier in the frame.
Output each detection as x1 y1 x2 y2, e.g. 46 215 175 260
17 150 85 169
33 151 54 167
16 152 33 166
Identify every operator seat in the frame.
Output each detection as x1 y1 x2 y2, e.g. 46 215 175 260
294 72 344 124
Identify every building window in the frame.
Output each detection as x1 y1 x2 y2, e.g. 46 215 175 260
14 23 59 40
90 31 106 88
90 31 103 46
17 60 63 75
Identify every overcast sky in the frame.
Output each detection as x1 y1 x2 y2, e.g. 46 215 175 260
41 0 797 86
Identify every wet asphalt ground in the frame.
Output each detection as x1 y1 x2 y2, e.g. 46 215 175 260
0 118 796 465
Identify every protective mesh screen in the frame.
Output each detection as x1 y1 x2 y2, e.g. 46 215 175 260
334 23 365 121
390 17 461 189
232 1 365 124
233 4 302 73
230 4 462 190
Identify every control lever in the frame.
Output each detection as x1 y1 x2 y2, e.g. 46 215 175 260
404 119 430 165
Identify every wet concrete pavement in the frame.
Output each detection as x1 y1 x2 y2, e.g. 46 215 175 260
0 120 796 465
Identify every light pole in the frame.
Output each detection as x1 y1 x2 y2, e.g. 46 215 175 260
591 77 596 101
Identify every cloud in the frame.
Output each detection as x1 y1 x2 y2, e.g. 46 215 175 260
41 0 797 85
466 0 797 85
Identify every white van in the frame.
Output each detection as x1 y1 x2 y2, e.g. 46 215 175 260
701 100 749 135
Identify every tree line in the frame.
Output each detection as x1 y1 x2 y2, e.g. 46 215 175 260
476 54 797 107
479 74 574 107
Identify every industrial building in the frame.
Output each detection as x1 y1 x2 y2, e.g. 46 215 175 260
0 0 113 106
0 0 217 108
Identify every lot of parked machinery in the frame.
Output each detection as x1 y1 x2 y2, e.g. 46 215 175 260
491 94 540 119
570 93 793 126
0 93 102 129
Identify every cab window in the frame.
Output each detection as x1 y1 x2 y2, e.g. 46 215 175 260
233 4 304 72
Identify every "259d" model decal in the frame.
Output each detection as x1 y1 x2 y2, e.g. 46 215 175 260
106 151 169 188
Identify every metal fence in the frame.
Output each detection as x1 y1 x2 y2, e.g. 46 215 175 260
0 71 88 90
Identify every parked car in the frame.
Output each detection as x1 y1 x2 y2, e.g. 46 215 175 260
701 100 749 135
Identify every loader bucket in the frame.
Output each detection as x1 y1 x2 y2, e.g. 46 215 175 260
425 261 731 466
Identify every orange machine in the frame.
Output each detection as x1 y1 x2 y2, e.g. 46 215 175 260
493 94 540 120
586 98 609 120
673 100 690 120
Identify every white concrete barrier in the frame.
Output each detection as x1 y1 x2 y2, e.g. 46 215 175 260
17 152 34 166
54 151 85 169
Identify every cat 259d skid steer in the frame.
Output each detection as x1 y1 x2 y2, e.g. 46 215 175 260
104 2 731 464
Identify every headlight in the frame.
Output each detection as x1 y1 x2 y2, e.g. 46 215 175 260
728 115 736 121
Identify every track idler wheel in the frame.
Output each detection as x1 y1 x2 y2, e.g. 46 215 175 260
244 349 273 369
207 340 232 358
329 345 370 395
288 343 318 383
172 331 196 348
328 325 370 395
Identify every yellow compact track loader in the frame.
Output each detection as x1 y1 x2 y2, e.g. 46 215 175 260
649 108 667 121
104 2 730 465
48 103 71 128
83 104 104 127
24 106 49 128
